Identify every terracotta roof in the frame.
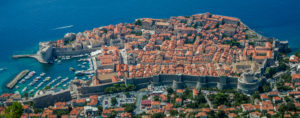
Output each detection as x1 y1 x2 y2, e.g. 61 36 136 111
195 112 207 117
152 101 161 106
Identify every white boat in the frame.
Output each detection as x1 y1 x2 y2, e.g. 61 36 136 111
24 71 35 80
47 78 57 86
0 67 6 72
53 25 74 30
22 87 27 93
45 77 51 81
29 71 36 76
25 76 30 79
75 71 85 76
35 76 41 80
19 79 25 84
56 77 69 87
40 72 46 77
37 83 43 88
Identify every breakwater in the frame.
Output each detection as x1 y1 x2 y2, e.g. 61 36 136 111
12 54 48 64
6 70 29 89
12 41 101 64
12 42 53 64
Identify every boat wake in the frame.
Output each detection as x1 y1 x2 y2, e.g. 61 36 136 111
0 67 6 72
52 25 74 30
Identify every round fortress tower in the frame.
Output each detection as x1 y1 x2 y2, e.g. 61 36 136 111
237 72 259 94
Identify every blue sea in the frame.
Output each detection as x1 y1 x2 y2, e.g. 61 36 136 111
0 0 300 94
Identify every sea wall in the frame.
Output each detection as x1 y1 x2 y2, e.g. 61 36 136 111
54 47 100 57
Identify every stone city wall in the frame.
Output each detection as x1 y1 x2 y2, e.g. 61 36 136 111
33 89 72 108
77 74 238 98
54 48 100 57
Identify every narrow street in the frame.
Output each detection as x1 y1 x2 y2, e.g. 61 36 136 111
134 91 148 114
202 91 213 109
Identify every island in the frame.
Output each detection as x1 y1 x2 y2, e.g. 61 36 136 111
4 13 299 118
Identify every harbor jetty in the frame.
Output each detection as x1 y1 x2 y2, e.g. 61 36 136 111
12 42 54 64
12 54 48 64
6 69 30 89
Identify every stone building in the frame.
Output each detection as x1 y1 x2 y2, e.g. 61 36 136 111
237 72 259 94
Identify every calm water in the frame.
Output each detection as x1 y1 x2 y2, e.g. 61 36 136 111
0 0 300 94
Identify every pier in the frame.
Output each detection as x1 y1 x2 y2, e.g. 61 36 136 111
6 70 30 89
12 42 54 64
12 54 48 64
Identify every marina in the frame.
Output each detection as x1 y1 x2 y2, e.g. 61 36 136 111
8 56 95 97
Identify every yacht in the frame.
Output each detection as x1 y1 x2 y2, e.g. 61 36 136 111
35 76 41 80
37 82 44 88
47 78 57 86
40 72 46 77
0 67 6 72
19 79 26 84
66 56 70 59
75 71 85 76
22 87 28 93
25 71 35 79
45 77 51 81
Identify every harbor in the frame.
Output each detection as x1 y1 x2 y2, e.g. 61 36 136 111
6 69 29 89
7 55 95 97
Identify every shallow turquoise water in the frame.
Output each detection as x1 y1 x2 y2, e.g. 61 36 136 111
0 0 300 94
